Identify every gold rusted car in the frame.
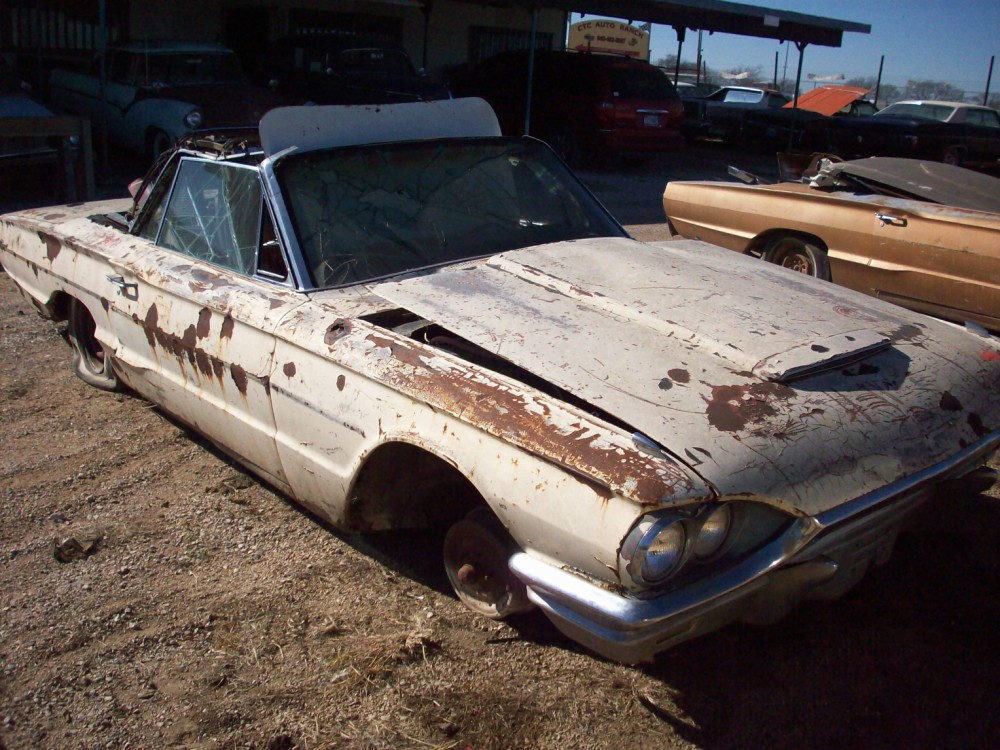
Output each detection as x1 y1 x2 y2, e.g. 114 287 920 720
663 157 1000 332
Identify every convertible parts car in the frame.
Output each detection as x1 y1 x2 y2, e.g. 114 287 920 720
664 156 1000 332
2 100 999 663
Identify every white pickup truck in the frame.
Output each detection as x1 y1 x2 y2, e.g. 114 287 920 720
50 40 282 159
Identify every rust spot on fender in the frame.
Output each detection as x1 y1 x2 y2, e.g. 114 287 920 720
357 331 699 506
939 392 962 412
195 350 213 378
230 364 249 395
283 362 297 378
100 297 110 313
667 368 690 384
196 308 212 339
181 324 197 351
336 374 346 391
325 318 352 347
982 350 1000 362
705 382 794 433
43 213 66 221
39 231 61 262
220 314 235 340
367 333 427 369
968 412 987 438
143 304 159 349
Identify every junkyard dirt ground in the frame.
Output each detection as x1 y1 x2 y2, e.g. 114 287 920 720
2 148 1000 750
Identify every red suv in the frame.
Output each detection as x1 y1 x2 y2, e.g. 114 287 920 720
453 50 684 164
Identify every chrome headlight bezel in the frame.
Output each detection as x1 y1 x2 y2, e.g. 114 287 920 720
619 501 789 592
184 109 203 129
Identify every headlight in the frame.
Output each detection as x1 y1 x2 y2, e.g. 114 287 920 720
693 504 732 560
185 109 202 129
642 520 687 582
619 501 793 593
620 514 688 587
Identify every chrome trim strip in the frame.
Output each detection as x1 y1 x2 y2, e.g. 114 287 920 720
814 430 1000 529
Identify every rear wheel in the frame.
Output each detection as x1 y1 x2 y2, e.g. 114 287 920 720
67 299 119 391
763 236 831 281
443 507 531 619
942 146 963 167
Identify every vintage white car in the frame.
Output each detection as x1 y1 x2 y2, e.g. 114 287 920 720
2 99 999 664
49 41 282 159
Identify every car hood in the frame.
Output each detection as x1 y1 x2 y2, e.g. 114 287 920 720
786 85 870 116
373 237 1000 515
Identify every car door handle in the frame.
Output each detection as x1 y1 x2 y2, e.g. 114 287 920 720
875 213 908 228
107 274 139 300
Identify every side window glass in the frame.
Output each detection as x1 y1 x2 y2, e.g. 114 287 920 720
257 207 288 281
135 157 180 241
157 160 262 275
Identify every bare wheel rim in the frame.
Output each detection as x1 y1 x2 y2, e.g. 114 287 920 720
443 513 530 619
779 250 814 274
766 236 830 280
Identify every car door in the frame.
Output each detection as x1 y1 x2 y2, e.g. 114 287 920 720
866 198 1000 329
105 155 302 490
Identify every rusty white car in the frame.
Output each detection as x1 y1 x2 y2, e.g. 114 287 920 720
2 100 999 664
663 156 1000 332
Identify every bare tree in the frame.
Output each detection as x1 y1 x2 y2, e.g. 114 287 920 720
903 79 965 101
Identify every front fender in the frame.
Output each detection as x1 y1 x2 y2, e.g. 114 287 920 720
122 97 197 151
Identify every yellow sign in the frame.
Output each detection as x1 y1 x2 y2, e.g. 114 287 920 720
568 19 650 60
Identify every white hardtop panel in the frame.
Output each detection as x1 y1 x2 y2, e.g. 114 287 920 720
259 98 501 157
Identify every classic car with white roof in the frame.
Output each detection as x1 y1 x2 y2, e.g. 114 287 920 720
1 99 998 663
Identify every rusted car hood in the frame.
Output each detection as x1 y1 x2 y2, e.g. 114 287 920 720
375 237 1000 515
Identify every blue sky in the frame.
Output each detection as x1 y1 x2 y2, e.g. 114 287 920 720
575 1 999 94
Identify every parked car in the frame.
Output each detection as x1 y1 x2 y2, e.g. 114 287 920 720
740 85 876 149
49 40 284 160
1 53 81 202
453 50 684 164
675 81 718 99
807 100 1000 170
262 34 450 105
683 85 790 142
663 155 1000 331
3 100 999 664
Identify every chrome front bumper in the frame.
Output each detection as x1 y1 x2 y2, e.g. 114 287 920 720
509 432 1000 664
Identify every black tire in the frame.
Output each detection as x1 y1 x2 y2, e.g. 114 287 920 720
67 299 119 391
942 146 963 167
443 507 531 620
148 129 172 162
763 236 832 281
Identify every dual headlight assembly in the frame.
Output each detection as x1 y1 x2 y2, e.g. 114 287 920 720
618 502 788 591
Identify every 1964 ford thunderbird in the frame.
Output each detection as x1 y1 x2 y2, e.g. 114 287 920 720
2 99 998 663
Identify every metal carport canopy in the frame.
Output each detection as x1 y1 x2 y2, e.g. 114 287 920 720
454 1 870 132
458 0 870 47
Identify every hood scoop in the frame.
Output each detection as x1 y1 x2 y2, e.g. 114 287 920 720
752 330 890 383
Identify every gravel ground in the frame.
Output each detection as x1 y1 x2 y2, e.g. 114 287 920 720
1 145 998 750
